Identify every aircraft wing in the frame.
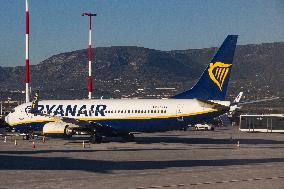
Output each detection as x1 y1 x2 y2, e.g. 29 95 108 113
236 97 279 106
233 92 243 103
60 116 100 127
196 98 230 110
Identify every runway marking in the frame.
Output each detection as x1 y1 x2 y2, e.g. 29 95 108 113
138 172 148 175
253 178 262 180
165 163 283 176
202 182 212 184
127 163 284 180
219 180 229 183
215 181 224 183
130 176 284 189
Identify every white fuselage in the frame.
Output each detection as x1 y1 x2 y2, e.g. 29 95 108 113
5 99 230 133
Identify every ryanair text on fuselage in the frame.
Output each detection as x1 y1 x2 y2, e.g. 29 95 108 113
25 104 107 117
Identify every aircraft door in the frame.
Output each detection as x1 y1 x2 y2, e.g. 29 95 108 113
176 104 184 122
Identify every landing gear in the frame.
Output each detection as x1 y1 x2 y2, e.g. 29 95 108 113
23 130 34 140
64 126 75 138
122 132 135 142
23 134 30 140
180 126 188 131
89 133 103 144
64 125 75 138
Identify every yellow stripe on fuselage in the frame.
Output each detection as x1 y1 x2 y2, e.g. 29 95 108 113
78 109 217 121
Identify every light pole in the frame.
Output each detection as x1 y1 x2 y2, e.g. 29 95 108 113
0 101 2 116
81 12 97 99
25 0 30 103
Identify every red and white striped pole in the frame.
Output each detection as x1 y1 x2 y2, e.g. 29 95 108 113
25 0 30 103
81 12 97 99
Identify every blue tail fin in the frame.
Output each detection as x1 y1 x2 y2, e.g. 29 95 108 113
172 35 238 100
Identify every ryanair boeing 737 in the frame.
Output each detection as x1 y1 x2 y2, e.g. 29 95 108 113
5 35 238 143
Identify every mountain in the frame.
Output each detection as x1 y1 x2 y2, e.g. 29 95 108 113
0 42 283 111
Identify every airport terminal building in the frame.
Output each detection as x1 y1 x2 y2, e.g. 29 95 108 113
239 114 284 132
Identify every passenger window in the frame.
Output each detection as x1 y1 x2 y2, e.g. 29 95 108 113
128 110 130 113
151 110 153 113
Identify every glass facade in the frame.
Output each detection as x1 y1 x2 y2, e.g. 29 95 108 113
240 115 284 132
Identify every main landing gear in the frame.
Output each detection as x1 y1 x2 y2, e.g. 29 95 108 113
121 132 135 142
89 133 103 144
23 130 35 140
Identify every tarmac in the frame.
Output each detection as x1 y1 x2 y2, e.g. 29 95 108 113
0 127 283 189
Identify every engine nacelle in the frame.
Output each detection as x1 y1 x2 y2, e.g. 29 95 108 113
43 122 77 136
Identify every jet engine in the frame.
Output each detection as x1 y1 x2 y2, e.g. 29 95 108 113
43 122 78 136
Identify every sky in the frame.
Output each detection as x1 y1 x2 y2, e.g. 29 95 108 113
0 0 283 67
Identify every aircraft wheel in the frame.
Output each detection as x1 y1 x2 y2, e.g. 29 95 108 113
23 130 34 140
90 133 102 144
23 134 30 140
122 133 135 142
89 135 95 144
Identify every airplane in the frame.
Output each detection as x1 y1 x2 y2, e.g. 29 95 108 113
5 35 238 143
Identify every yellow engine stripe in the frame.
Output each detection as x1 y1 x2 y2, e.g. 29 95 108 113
43 131 65 134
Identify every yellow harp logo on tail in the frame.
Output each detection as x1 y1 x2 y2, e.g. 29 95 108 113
208 62 232 91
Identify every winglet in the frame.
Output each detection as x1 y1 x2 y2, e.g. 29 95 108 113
233 92 243 103
30 90 40 114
